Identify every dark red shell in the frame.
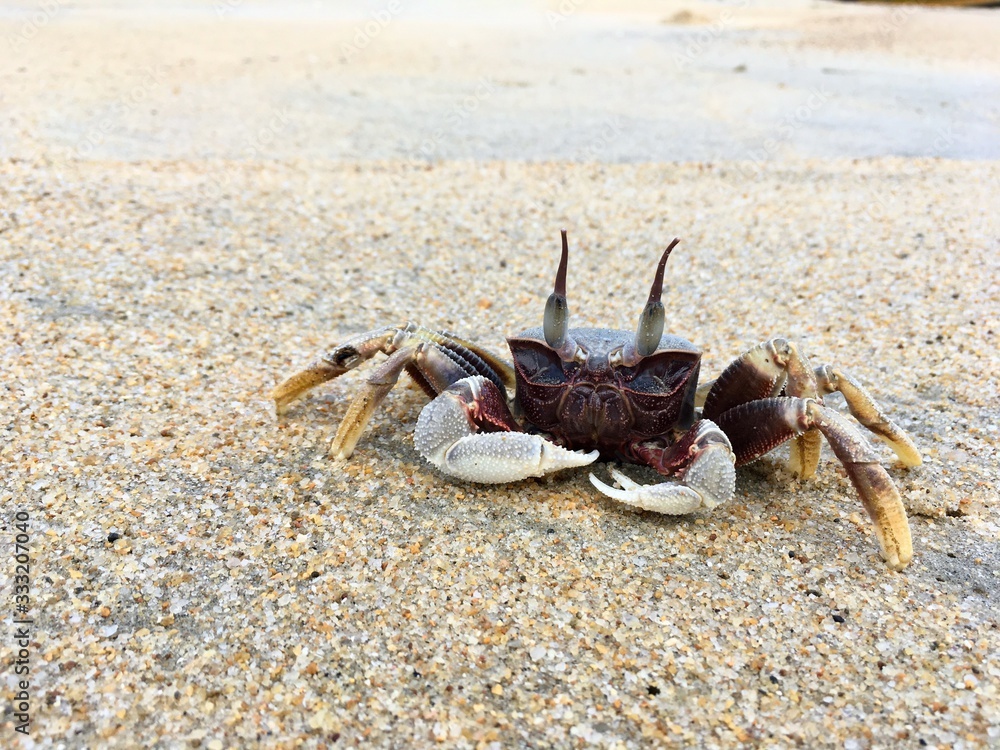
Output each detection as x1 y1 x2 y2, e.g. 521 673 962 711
508 327 701 458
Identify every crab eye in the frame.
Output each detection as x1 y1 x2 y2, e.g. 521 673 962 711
634 238 680 357
543 230 572 349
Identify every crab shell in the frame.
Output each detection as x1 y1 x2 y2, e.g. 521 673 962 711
508 327 700 458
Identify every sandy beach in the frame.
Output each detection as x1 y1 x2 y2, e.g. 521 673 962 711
1 1 999 747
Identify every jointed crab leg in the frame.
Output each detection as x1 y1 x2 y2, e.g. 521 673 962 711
328 347 415 460
272 325 398 415
700 338 921 478
701 338 824 477
715 397 912 570
589 420 736 514
271 322 514 459
415 376 599 483
700 339 817 414
814 365 921 467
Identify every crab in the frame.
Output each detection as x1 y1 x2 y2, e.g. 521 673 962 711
272 231 922 570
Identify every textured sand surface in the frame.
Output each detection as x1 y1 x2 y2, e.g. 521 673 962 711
2 2 999 749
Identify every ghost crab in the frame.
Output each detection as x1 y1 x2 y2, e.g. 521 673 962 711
273 232 922 570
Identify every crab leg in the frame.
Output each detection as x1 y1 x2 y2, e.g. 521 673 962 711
700 337 922 478
272 325 398 415
814 365 921 467
415 376 599 483
715 397 912 570
328 347 415 460
272 322 514 458
589 420 736 514
701 337 824 477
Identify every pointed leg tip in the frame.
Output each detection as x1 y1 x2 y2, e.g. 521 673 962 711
877 434 922 468
884 551 911 571
889 539 913 571
329 446 352 461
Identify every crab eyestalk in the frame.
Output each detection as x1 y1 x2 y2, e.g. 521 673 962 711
634 238 680 357
543 229 571 349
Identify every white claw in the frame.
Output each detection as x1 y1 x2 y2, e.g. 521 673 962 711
608 467 641 491
588 432 735 515
589 471 705 515
435 433 598 483
415 379 599 483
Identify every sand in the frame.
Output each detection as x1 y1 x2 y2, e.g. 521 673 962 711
1 1 999 748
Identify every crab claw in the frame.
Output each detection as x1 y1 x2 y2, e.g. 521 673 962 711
589 468 706 514
432 432 599 484
414 376 599 483
589 420 736 514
